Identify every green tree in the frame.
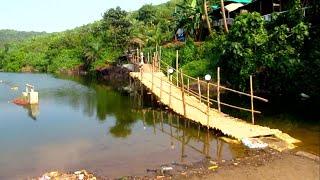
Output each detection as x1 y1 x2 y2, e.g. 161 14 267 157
102 7 132 49
137 4 157 25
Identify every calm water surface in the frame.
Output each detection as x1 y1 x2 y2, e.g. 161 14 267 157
0 73 244 179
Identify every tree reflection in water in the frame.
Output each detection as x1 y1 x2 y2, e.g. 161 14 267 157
52 74 245 160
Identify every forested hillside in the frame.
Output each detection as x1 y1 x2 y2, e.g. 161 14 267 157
0 29 46 48
0 0 319 99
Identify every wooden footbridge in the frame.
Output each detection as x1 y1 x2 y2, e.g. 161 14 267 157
129 49 300 150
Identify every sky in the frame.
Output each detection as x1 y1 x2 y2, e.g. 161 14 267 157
0 0 169 33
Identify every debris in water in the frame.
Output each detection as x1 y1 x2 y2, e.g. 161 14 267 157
209 160 217 165
12 98 28 106
300 93 310 99
208 165 218 170
161 166 173 174
161 166 173 171
11 86 18 91
38 170 96 180
242 138 268 149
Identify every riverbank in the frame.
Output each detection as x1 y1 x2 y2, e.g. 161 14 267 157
144 150 319 180
196 151 319 180
36 149 319 179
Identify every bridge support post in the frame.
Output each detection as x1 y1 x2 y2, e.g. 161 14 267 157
250 75 255 125
217 67 221 112
187 78 190 96
160 77 163 100
159 47 161 71
180 70 187 117
176 50 179 87
198 77 201 103
169 82 172 107
207 82 210 128
152 62 154 92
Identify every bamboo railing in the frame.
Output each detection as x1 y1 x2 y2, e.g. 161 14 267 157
131 48 268 125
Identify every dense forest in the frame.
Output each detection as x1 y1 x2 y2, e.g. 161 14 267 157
0 0 319 100
0 29 46 48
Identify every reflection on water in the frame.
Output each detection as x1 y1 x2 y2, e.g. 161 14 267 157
24 104 40 120
0 73 244 179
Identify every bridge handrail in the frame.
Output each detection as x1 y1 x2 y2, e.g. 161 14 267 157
159 59 268 102
131 49 268 124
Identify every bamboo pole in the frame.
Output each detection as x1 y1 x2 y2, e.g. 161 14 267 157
250 75 254 125
159 47 161 70
187 78 190 96
160 77 163 99
217 67 221 112
220 0 229 33
207 81 210 128
204 0 212 35
180 70 187 117
169 82 172 107
198 77 201 103
152 61 154 92
176 50 179 87
147 52 150 64
154 52 156 71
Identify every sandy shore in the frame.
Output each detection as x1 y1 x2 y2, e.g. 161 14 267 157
196 153 320 180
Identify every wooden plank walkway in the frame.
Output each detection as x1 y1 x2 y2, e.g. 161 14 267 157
130 71 300 146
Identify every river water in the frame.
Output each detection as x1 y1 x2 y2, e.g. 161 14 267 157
0 72 318 179
0 73 245 179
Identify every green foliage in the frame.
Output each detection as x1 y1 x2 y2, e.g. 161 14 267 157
218 3 313 97
0 29 46 48
220 12 269 89
182 59 210 77
137 4 157 25
179 39 200 65
102 7 132 50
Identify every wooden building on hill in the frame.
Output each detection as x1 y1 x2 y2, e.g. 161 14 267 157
211 0 314 27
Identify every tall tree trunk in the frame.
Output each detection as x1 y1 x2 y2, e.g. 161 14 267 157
203 0 212 35
220 0 229 33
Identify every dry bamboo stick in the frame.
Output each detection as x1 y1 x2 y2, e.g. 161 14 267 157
207 81 210 128
187 78 190 96
180 70 187 116
198 77 201 103
176 50 179 87
217 67 221 112
160 77 163 99
250 75 255 124
159 47 161 70
220 86 268 102
169 82 172 107
220 102 261 114
152 63 154 92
